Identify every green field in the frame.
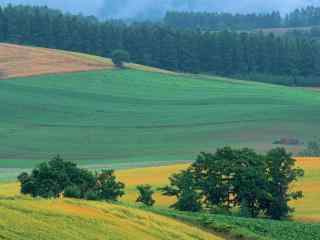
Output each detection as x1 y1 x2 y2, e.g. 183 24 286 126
152 208 320 240
1 69 320 171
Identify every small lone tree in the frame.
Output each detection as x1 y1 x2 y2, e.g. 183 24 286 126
111 49 130 68
161 170 202 212
136 185 155 206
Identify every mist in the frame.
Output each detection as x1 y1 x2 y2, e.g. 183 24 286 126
1 0 320 19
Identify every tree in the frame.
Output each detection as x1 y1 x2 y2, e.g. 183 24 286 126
136 185 155 206
18 155 79 198
95 169 125 201
191 147 269 216
263 148 304 220
17 155 125 201
230 148 270 218
161 170 202 212
111 49 130 68
187 147 304 219
191 150 232 210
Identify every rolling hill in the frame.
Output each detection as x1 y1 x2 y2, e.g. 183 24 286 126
0 197 222 240
0 45 320 175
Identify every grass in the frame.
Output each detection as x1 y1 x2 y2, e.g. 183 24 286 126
0 69 320 175
0 197 222 240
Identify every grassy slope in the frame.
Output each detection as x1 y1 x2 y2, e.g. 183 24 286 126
0 69 320 172
0 197 222 240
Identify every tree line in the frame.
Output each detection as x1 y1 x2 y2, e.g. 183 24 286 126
165 6 320 30
1 5 320 84
18 147 304 221
164 11 282 31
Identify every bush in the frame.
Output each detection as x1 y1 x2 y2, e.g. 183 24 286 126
136 185 155 206
111 49 130 68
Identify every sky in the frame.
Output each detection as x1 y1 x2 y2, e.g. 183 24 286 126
1 0 320 19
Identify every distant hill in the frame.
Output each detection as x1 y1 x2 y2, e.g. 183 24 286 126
0 43 173 79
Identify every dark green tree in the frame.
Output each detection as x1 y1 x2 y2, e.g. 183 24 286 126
95 169 125 201
136 185 155 206
111 49 130 68
161 170 202 212
17 155 125 201
263 148 304 220
18 155 79 198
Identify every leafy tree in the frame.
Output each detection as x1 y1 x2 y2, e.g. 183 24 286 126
95 169 125 201
186 147 304 219
18 155 79 198
263 148 304 220
136 185 155 206
161 170 202 212
231 148 270 218
111 49 130 68
191 150 233 209
17 156 125 202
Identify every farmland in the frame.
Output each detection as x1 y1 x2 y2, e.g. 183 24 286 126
0 43 113 78
0 68 320 173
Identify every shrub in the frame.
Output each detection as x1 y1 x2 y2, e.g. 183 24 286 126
136 185 155 206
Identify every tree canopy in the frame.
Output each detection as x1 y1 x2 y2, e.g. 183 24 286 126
18 155 125 201
162 147 304 220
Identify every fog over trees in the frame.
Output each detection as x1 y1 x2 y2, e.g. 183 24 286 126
1 0 319 19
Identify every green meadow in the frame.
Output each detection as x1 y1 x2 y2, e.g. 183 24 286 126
0 69 320 171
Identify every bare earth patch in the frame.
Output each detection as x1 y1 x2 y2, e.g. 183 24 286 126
0 43 113 78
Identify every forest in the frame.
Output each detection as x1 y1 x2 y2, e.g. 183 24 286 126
165 6 320 30
1 5 320 85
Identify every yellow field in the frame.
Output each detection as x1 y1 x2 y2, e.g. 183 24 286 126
0 158 319 223
117 164 189 206
291 157 320 222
